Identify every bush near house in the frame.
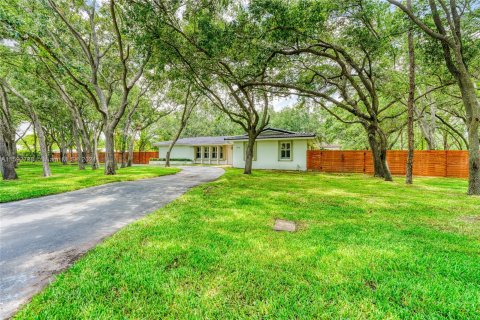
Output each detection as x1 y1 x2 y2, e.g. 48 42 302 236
15 169 480 319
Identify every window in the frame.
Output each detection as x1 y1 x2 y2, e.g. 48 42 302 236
195 147 201 159
243 142 257 161
204 146 210 159
279 141 292 160
212 146 217 159
219 146 224 160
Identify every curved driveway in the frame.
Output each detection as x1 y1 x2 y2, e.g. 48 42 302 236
0 166 224 319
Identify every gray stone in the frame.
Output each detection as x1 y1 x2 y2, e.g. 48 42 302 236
273 219 297 232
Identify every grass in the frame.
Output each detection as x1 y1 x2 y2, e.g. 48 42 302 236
0 162 179 203
14 170 480 319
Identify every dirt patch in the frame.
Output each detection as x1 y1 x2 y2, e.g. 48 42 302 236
458 215 480 223
203 185 219 194
273 219 297 232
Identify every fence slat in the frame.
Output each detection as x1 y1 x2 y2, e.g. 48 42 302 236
307 150 474 178
51 151 157 165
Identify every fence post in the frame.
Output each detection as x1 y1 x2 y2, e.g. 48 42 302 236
320 151 323 171
445 150 448 177
363 151 366 174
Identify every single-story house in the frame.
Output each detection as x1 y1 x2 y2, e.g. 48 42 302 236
153 128 320 171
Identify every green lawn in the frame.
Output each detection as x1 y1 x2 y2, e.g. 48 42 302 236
0 163 179 203
15 170 480 319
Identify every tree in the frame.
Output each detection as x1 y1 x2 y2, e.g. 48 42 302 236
0 83 17 180
165 83 198 167
387 0 479 194
1 78 52 177
6 0 152 175
242 0 410 180
405 0 415 184
129 0 272 174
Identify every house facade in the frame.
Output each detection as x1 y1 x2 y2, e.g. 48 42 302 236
154 128 319 171
154 136 234 165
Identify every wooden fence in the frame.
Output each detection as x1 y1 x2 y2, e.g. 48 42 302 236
307 150 473 178
51 151 158 165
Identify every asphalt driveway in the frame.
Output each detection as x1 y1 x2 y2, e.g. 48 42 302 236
0 166 224 319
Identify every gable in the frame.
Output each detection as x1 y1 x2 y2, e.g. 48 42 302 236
258 128 295 136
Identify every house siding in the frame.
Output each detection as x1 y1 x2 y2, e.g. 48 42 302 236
158 145 194 160
158 145 234 165
232 139 308 171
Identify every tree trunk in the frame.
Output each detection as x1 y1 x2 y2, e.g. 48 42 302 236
165 150 172 167
12 140 18 168
59 145 68 165
72 123 85 170
244 133 256 174
367 125 392 181
32 123 37 162
165 126 185 168
406 0 415 185
467 111 480 195
104 128 117 175
31 112 51 177
58 132 68 165
457 68 480 195
120 132 128 168
0 132 18 180
0 84 18 177
127 130 136 167
91 127 101 170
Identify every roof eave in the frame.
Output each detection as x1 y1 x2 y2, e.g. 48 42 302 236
225 135 316 141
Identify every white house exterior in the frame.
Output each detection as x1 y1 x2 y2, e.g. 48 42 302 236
154 136 234 165
153 128 318 170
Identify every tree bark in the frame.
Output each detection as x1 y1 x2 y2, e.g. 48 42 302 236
72 123 85 170
58 131 68 165
59 145 68 165
127 129 136 167
455 65 480 194
32 122 37 162
91 125 102 170
467 123 480 194
120 124 130 168
244 133 256 174
166 120 188 167
31 111 51 177
367 125 392 181
406 0 415 185
0 135 18 180
104 128 117 175
0 85 18 180
0 128 17 180
127 130 136 167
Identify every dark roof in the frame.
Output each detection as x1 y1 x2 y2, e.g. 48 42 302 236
154 136 231 146
225 128 316 141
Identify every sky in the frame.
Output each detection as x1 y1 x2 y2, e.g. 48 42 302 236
272 95 298 111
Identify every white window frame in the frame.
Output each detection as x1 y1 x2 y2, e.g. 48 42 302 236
203 146 210 159
278 140 293 161
195 147 201 160
212 146 218 159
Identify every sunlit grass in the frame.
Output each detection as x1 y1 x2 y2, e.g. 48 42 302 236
15 169 480 319
0 162 179 203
